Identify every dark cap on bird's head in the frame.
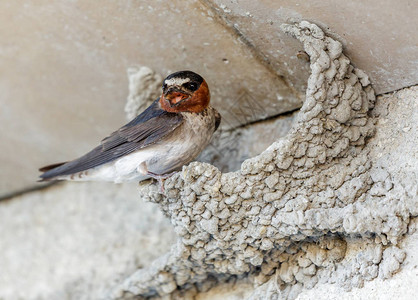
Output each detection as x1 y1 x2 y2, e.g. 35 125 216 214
159 70 210 113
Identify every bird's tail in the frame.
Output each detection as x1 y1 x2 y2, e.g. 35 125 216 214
38 162 67 181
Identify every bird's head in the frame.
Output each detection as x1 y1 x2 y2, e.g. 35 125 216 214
159 71 210 113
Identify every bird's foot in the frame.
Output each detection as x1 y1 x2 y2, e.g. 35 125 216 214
147 171 177 193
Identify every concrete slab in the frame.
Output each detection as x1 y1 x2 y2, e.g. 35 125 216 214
2 0 416 197
0 0 300 197
205 0 418 95
0 182 175 299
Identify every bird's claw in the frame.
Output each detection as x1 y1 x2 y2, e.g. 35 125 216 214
147 171 177 194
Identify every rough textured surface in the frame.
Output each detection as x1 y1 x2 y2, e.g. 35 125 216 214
295 221 418 300
197 219 418 300
110 21 417 299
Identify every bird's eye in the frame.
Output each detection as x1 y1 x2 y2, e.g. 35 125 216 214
163 83 167 90
184 82 198 91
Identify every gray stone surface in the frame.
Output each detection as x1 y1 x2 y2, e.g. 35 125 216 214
0 182 175 300
204 0 418 95
197 221 418 300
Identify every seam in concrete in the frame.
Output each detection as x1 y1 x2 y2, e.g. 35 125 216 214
198 0 303 101
375 82 418 96
0 182 59 202
229 107 300 131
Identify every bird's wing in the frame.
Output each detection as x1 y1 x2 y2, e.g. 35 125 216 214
39 99 183 180
214 109 221 131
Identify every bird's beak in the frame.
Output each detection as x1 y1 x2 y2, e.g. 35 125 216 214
164 86 191 106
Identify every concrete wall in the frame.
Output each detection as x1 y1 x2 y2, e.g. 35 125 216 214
1 0 416 197
0 0 299 196
0 1 417 299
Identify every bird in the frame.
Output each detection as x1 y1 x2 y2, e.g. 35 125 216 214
39 70 221 190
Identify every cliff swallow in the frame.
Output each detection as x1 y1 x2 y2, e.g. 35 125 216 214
39 71 221 189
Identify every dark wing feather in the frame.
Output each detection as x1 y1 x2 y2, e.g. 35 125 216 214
39 162 66 172
39 99 183 180
214 110 221 131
